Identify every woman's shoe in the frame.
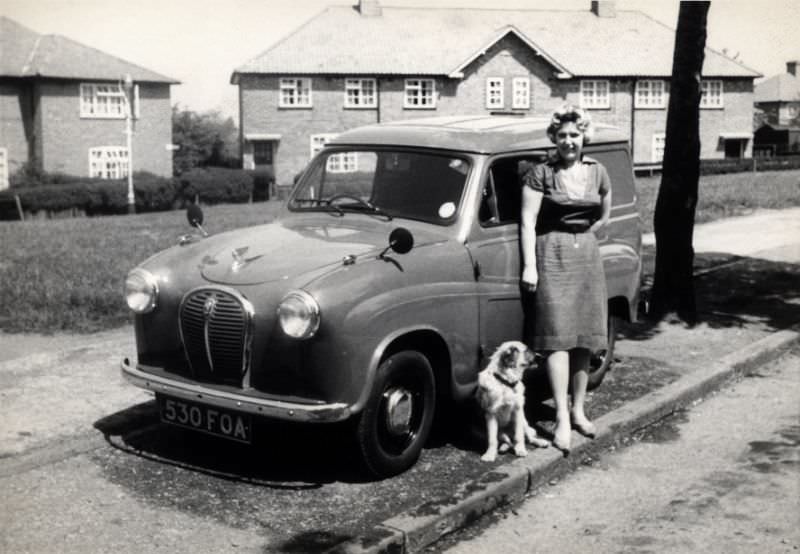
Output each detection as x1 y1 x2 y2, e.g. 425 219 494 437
552 420 572 456
571 414 597 439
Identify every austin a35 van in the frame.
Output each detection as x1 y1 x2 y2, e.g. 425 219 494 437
122 116 642 477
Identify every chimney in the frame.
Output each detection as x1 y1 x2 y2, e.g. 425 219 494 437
788 61 798 76
358 0 382 17
591 0 616 17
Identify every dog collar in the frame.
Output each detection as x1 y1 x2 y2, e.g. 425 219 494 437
493 372 519 389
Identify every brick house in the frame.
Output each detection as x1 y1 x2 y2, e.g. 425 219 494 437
754 61 800 156
0 17 178 190
232 1 761 187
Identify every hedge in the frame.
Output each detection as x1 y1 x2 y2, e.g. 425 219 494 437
0 167 255 219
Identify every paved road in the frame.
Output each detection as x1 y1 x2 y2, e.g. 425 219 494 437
434 348 800 553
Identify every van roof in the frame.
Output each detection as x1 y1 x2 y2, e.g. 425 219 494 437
329 115 629 154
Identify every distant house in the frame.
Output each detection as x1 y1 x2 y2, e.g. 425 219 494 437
754 61 800 156
231 0 761 186
0 17 179 190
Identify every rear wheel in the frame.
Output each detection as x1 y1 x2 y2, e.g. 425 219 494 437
587 314 619 390
356 351 436 478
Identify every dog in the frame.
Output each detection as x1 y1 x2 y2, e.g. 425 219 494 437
475 341 549 461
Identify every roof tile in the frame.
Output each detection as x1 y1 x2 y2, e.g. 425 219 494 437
233 6 760 79
0 16 178 83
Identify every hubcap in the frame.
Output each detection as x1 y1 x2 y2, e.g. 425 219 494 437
383 387 414 436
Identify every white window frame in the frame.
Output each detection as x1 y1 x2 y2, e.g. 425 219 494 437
0 148 8 191
404 79 436 109
344 78 377 108
279 78 312 108
652 133 666 163
580 80 611 109
88 147 129 179
512 77 530 109
635 80 666 109
700 79 724 108
309 133 357 173
80 83 127 119
486 78 504 109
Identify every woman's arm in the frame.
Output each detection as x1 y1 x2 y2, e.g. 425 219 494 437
520 184 543 290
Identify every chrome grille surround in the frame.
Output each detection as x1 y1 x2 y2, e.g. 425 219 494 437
178 286 255 386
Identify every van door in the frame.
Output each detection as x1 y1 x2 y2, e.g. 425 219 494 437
466 155 543 362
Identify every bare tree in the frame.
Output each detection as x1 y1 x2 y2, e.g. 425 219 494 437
649 1 710 325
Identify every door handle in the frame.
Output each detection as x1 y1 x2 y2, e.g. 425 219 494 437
473 260 481 280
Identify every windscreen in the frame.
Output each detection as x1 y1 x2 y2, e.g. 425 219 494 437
289 150 471 225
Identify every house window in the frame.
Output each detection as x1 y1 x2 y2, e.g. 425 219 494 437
652 133 666 163
310 133 357 172
700 80 723 108
580 80 610 109
486 78 504 109
344 78 377 108
253 141 272 165
404 79 436 108
280 78 312 108
0 148 8 191
89 147 129 179
80 83 128 118
635 80 666 108
512 77 530 109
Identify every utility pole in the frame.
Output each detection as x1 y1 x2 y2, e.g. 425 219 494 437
122 73 135 214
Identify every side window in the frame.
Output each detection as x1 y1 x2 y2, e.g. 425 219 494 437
479 155 546 226
587 147 635 207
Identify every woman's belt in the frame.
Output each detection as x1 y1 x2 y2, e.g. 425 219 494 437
537 221 593 234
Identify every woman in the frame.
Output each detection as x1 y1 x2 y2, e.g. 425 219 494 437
520 105 612 454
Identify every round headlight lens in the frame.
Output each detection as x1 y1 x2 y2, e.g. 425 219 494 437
124 268 159 314
277 290 320 339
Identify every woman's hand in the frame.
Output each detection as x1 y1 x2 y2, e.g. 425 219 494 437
521 266 538 292
590 219 609 235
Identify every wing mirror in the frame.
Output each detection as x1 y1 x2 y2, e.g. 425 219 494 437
379 227 414 261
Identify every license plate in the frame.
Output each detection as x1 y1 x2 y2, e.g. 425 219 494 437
157 395 252 444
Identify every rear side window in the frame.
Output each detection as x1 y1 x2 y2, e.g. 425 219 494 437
587 147 636 207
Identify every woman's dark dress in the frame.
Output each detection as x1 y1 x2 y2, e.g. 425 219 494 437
522 156 610 352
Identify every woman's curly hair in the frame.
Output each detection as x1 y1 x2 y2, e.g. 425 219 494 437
546 104 594 144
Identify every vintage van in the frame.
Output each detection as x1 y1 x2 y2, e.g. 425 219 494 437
122 116 642 477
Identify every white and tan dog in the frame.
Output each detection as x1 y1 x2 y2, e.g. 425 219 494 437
476 341 549 461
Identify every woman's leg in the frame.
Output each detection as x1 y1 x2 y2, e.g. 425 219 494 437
569 348 596 437
546 350 572 451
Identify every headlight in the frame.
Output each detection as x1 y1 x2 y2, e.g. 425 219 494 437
124 268 159 314
277 290 320 339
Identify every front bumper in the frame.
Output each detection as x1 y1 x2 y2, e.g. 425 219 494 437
121 358 351 423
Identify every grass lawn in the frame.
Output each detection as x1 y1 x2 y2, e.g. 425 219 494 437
1 169 798 334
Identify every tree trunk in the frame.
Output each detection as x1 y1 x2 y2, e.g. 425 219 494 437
649 1 710 325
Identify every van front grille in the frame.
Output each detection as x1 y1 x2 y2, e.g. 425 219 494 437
179 288 253 386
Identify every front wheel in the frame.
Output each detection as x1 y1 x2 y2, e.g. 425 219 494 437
587 315 619 390
356 351 436 478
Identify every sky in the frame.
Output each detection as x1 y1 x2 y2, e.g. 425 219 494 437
3 0 799 119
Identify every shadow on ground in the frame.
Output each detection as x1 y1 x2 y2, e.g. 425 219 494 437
622 249 800 343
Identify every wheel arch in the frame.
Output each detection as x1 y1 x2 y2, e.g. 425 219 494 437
608 295 632 322
379 329 453 405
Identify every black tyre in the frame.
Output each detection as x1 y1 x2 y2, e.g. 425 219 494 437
587 314 619 390
356 351 436 478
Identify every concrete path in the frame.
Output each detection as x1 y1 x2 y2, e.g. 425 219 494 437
643 207 800 262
